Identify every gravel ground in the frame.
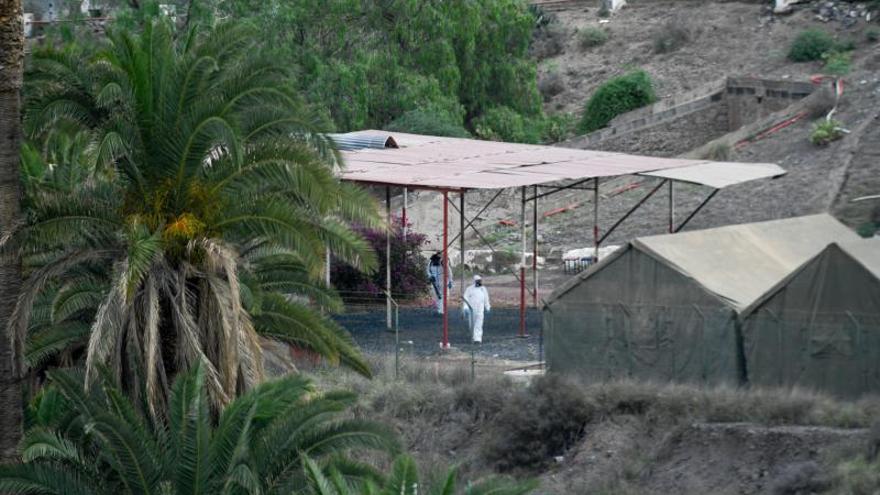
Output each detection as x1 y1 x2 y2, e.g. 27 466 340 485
333 307 543 362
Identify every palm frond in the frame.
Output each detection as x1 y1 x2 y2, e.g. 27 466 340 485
25 321 90 369
381 455 420 495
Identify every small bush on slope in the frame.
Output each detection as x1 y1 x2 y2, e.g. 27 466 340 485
578 70 657 134
811 119 845 146
579 27 609 50
653 19 690 54
483 374 595 472
789 29 839 62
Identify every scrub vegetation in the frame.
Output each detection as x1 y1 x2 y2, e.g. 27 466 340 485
314 358 880 493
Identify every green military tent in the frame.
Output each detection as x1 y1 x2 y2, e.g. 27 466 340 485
543 214 858 386
742 239 880 397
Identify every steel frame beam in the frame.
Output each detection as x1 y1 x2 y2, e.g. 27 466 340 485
674 188 719 233
598 179 668 245
525 178 595 202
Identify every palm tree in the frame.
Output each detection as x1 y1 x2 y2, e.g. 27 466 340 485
6 20 382 413
0 0 25 463
302 452 538 495
0 364 400 494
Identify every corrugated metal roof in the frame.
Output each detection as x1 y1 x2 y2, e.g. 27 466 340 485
329 132 398 151
633 214 859 313
337 130 785 190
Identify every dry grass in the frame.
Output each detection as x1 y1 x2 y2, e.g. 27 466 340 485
305 356 880 491
312 357 880 430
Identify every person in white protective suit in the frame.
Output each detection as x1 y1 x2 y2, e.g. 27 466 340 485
463 274 491 343
427 252 453 314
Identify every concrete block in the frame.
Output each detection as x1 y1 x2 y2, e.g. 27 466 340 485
602 0 627 13
774 0 808 14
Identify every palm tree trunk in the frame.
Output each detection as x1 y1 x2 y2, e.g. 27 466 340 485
0 0 24 463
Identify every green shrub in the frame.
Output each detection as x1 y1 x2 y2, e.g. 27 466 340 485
833 457 880 494
810 119 845 146
857 222 878 238
474 107 575 144
788 29 838 61
385 108 471 138
578 70 656 134
541 112 576 143
579 26 609 50
823 50 852 76
653 19 690 53
867 28 880 43
474 106 542 143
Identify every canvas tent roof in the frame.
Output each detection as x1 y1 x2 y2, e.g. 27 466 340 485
545 214 859 313
740 238 880 316
838 239 880 280
333 131 785 191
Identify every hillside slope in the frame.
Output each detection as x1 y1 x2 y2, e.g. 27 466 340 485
401 0 880 257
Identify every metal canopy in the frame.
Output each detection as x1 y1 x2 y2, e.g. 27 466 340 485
639 161 786 189
335 131 785 190
330 129 789 348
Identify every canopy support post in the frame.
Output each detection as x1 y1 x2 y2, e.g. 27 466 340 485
532 185 538 307
442 190 450 349
668 180 675 233
593 178 600 262
519 187 527 338
386 186 392 330
402 187 408 241
460 192 466 309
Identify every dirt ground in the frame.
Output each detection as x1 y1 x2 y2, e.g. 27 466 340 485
296 345 877 495
541 419 867 494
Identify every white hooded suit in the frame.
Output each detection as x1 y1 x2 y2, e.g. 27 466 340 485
463 280 491 343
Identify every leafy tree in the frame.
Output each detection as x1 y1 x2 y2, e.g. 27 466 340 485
8 20 381 412
0 364 400 494
214 0 542 132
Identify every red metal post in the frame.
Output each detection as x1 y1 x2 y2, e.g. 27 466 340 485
442 190 450 349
